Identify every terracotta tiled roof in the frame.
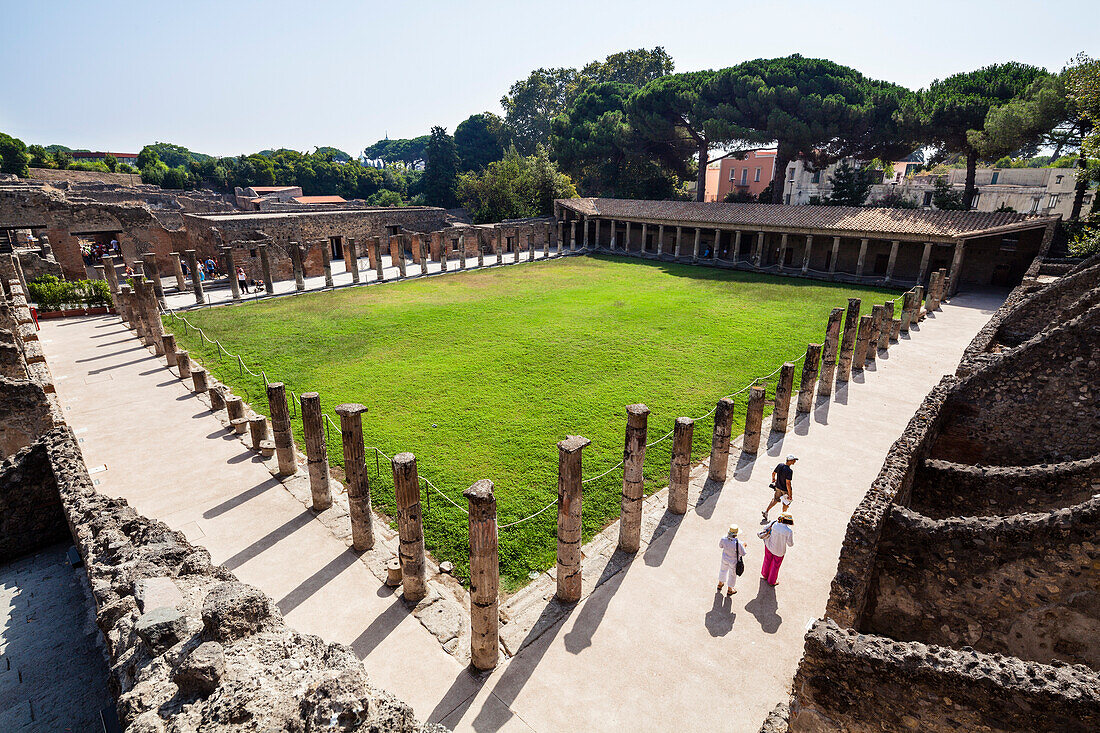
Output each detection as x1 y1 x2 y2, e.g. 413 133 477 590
557 198 1054 240
292 195 347 204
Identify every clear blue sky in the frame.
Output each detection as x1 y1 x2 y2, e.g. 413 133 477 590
2 0 1097 158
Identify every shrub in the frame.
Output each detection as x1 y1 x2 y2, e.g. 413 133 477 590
27 275 113 311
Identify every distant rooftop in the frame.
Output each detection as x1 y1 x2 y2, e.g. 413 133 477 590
292 195 347 204
557 198 1055 241
249 186 298 193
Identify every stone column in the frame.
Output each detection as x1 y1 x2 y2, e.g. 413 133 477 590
93 263 106 282
866 305 885 363
801 234 813 274
582 217 590 248
101 255 121 294
397 236 409 277
527 228 535 261
674 226 683 258
640 223 649 256
336 402 373 551
928 270 944 311
877 302 894 351
889 317 902 342
301 392 332 510
191 366 208 394
290 242 305 291
657 224 664 257
569 221 577 252
710 228 719 262
476 232 485 268
321 241 334 287
266 382 298 476
743 385 766 454
137 279 165 353
116 283 132 324
624 222 632 253
420 235 431 274
185 250 204 304
855 238 869 277
753 232 765 267
797 343 822 413
668 417 693 515
946 241 966 296
347 238 361 283
162 333 177 367
222 247 241 301
458 234 467 270
693 227 702 261
852 314 873 370
258 244 275 294
373 238 385 281
555 434 589 603
918 242 933 284
169 252 187 291
249 416 269 451
391 453 427 601
708 397 735 482
914 285 924 319
608 220 617 250
143 253 166 307
617 404 649 553
900 290 916 333
733 231 743 262
545 224 552 257
209 385 226 411
828 237 841 274
555 220 563 254
884 240 900 283
176 350 191 380
439 237 449 272
466 478 499 670
770 363 795 433
594 219 601 249
777 233 789 269
817 307 843 396
836 298 861 383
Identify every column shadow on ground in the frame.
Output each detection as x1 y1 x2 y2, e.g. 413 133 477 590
221 508 315 570
563 550 633 655
276 549 362 615
642 510 684 567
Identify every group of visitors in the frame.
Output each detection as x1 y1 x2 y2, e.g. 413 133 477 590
80 238 121 266
179 257 258 294
715 454 797 595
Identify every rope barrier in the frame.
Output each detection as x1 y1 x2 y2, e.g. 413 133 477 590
498 499 557 529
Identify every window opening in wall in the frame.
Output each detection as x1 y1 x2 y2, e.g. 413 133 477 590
972 193 980 207
923 191 934 207
1055 174 1064 184
991 171 999 184
387 225 400 236
1000 235 1018 251
811 170 821 184
330 236 343 260
740 168 748 185
1048 194 1059 209
754 168 761 182
1031 198 1041 213
451 239 459 252
249 248 257 258
729 169 736 181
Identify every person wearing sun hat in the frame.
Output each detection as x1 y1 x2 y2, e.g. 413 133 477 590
716 524 747 596
758 512 794 586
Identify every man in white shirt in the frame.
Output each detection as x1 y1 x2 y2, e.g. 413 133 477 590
717 525 747 596
760 512 794 586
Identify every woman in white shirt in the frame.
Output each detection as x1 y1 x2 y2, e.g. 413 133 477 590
717 525 747 596
759 512 794 586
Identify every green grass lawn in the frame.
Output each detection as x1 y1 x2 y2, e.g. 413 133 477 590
166 254 898 590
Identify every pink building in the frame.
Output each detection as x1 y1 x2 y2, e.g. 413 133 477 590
707 149 777 202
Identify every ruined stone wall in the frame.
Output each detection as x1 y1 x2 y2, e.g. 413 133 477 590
864 500 1100 667
0 376 59 458
909 456 1100 519
0 439 69 562
929 304 1100 466
792 620 1099 733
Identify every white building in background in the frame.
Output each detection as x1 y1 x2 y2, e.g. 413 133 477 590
784 159 1093 219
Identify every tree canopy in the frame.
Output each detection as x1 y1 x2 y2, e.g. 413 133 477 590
822 161 873 206
706 55 912 204
362 136 430 164
456 146 577 224
455 113 506 172
909 62 1048 208
423 126 460 208
0 132 29 176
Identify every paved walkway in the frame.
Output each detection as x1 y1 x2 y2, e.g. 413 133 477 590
38 289 1004 732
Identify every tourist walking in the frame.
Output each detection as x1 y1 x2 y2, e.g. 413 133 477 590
763 454 796 521
758 513 794 586
236 266 249 293
716 525 746 596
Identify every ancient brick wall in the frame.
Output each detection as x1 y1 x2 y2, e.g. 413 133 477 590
791 620 1099 733
864 501 1100 667
0 440 69 562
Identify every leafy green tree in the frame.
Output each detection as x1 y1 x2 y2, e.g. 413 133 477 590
27 144 53 168
455 113 505 172
366 189 404 207
707 55 912 204
314 146 351 163
581 47 674 87
423 126 459 208
103 153 118 172
931 175 965 210
362 136 430 164
136 146 160 170
162 166 192 189
629 71 763 201
824 161 873 206
457 146 577 223
552 81 685 199
909 62 1048 209
0 133 29 176
54 150 72 169
502 67 582 154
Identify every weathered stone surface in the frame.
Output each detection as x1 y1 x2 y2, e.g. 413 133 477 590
200 581 278 642
172 641 225 697
135 576 185 612
135 606 187 652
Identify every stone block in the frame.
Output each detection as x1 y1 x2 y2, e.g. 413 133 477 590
135 606 187 653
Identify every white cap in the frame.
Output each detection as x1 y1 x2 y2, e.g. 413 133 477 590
786 454 798 461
